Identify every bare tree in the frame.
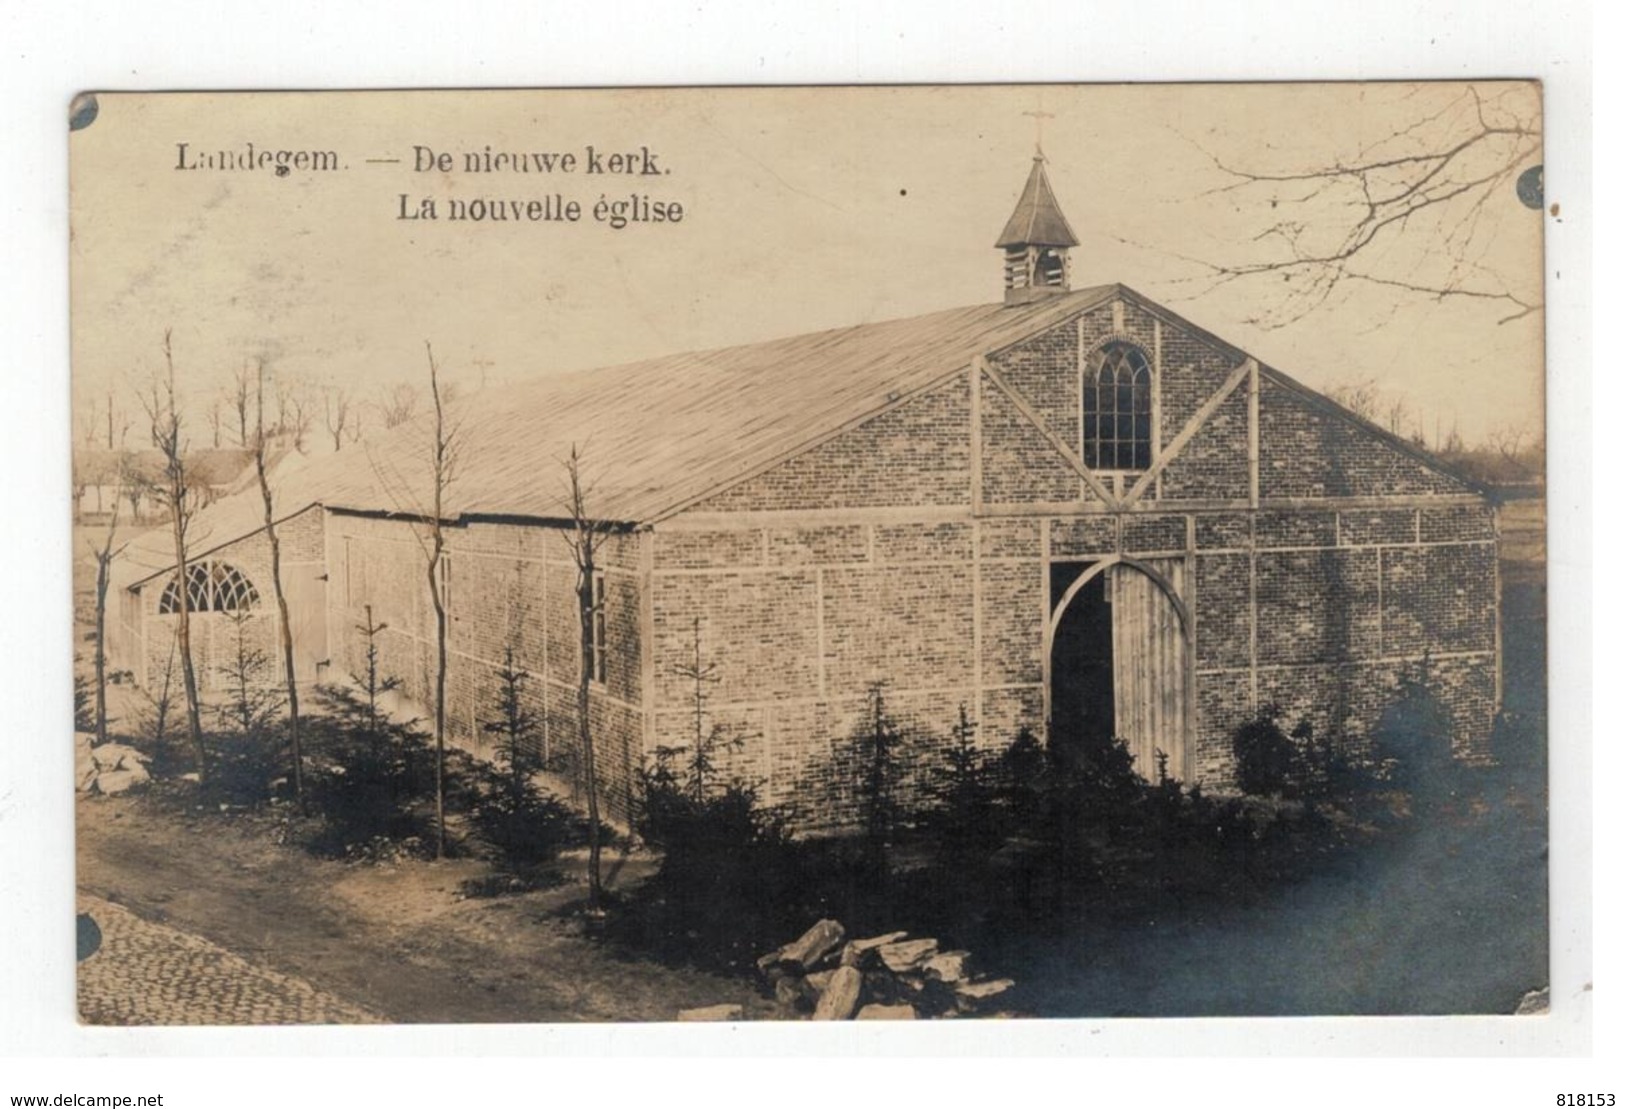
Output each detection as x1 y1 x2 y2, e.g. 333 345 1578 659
275 375 314 453
253 359 306 810
139 330 207 782
1382 396 1421 443
86 478 128 746
1324 378 1382 424
377 382 420 429
323 386 356 452
104 391 131 451
205 396 223 449
122 477 145 524
73 393 130 448
229 363 254 448
1324 377 1424 443
423 346 457 859
77 396 100 450
1179 84 1542 329
366 344 462 858
1485 423 1529 462
560 443 614 915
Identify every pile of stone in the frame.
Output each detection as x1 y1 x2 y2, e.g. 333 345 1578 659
757 918 1015 1020
75 735 153 796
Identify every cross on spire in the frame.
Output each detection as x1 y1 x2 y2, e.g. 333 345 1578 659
1021 109 1055 157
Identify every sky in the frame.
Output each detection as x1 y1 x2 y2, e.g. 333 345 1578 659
68 83 1545 451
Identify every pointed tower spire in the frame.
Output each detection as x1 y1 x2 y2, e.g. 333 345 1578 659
997 154 1079 305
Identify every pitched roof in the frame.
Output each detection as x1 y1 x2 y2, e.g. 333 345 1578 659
111 281 1490 594
113 285 1118 590
72 449 166 486
186 448 255 487
996 156 1080 249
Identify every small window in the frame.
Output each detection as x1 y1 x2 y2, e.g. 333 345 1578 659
589 571 608 685
1083 342 1153 471
158 560 259 614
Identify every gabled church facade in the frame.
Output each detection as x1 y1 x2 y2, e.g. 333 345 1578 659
109 157 1501 826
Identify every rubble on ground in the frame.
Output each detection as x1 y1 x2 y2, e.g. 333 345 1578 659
76 735 153 796
756 918 1016 1020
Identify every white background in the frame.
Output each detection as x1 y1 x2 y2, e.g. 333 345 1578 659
0 0 1602 1101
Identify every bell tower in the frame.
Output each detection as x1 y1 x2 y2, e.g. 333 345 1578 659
997 154 1079 305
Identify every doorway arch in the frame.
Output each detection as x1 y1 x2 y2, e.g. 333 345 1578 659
1044 555 1192 783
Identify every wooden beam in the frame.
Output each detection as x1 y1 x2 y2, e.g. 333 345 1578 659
969 360 984 513
1039 515 1052 740
1122 358 1254 509
1248 513 1259 708
1248 357 1260 508
1184 515 1198 784
1152 319 1164 465
972 507 984 736
639 527 656 761
977 355 1119 506
662 492 1490 529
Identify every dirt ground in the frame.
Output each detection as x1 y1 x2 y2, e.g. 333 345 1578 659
74 525 776 1025
77 793 774 1023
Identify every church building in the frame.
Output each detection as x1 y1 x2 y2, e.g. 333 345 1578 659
108 156 1503 825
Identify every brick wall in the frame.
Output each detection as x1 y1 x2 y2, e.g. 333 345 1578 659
695 374 973 512
1258 380 1466 498
1188 503 1498 782
658 295 1501 825
648 494 1496 827
649 517 997 830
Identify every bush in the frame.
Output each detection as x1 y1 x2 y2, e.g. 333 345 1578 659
624 751 802 969
467 785 576 868
1293 720 1378 802
851 683 908 869
73 668 94 732
304 695 438 857
917 704 1001 859
1372 664 1455 792
1231 705 1302 797
464 761 578 870
481 645 546 794
200 727 289 808
301 608 442 858
636 752 792 870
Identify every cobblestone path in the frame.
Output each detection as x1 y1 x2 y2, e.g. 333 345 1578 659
77 895 380 1025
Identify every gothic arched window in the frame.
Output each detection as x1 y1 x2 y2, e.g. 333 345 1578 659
1083 342 1153 471
158 560 260 614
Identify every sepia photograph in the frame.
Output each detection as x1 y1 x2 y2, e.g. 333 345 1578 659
67 82 1550 1027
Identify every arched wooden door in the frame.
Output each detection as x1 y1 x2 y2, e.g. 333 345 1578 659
1049 557 1190 783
